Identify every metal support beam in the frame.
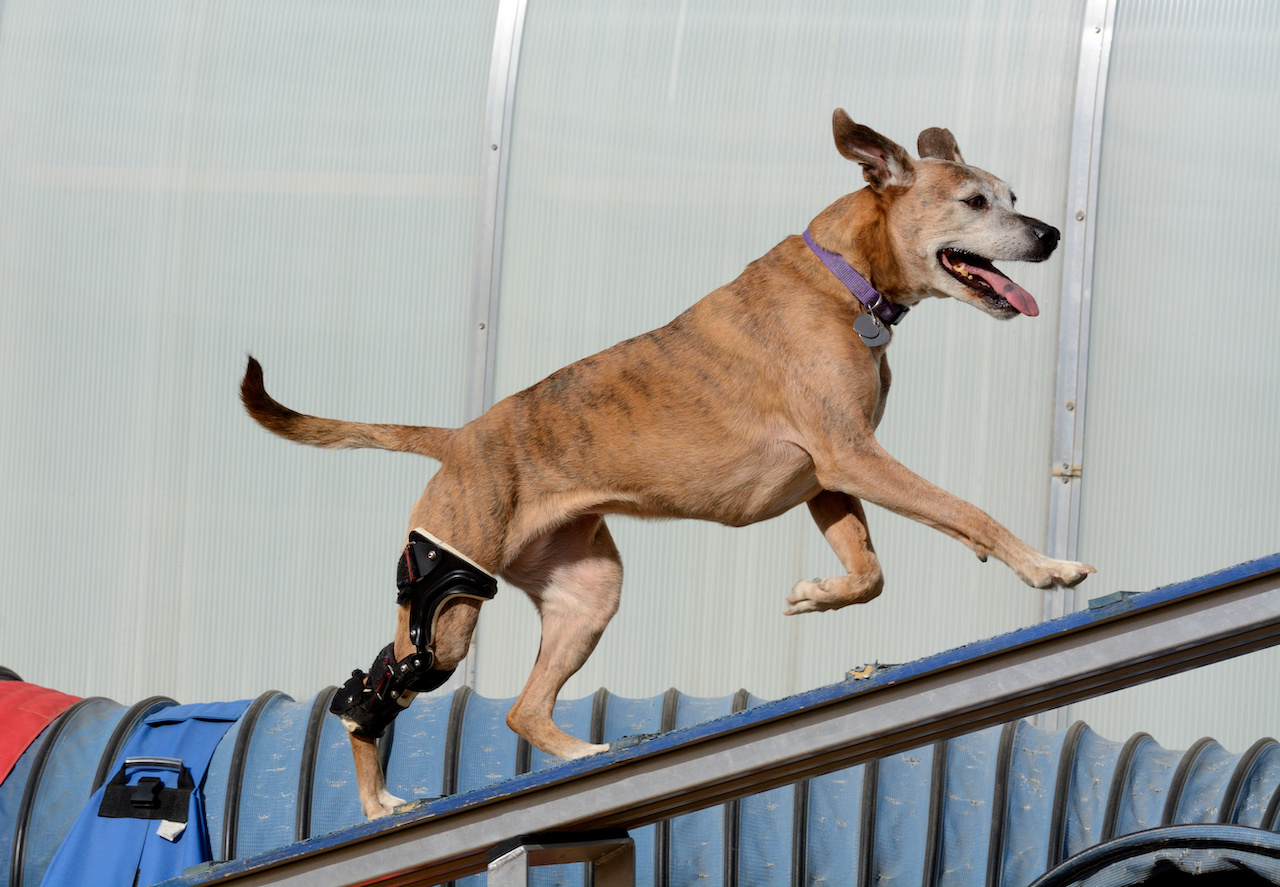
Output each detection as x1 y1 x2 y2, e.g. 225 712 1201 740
1044 0 1119 615
1040 0 1120 732
466 0 530 422
453 0 530 694
487 831 634 887
180 554 1280 887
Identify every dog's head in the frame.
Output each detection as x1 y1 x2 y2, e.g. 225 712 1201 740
827 109 1059 319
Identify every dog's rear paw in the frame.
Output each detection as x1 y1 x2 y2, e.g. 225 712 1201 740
364 788 408 821
393 797 438 815
561 740 611 761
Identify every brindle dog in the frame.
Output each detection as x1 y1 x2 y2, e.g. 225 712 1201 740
242 111 1095 818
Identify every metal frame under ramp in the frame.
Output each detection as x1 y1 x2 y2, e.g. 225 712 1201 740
169 553 1280 887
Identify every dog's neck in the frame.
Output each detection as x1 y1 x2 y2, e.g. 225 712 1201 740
802 229 909 329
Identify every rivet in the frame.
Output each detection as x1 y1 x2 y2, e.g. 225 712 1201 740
491 144 499 151
478 323 486 331
427 549 438 560
1066 400 1075 411
1076 210 1086 221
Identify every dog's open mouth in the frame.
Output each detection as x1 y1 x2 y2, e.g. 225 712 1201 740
939 249 1039 317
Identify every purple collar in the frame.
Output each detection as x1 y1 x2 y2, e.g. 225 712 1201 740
802 229 909 327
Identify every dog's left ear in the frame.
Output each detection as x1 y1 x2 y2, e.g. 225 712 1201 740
833 109 916 190
917 127 965 164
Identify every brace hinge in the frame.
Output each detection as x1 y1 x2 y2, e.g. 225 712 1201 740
1052 462 1083 483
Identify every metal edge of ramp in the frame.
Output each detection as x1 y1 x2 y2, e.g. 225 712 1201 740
165 552 1280 887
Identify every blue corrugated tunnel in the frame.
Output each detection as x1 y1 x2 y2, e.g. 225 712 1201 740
3 674 1280 887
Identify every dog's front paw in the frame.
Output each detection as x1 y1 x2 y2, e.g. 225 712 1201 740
786 570 883 615
785 579 824 615
1021 557 1096 589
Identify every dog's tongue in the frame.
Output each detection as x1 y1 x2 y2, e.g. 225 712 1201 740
969 265 1039 316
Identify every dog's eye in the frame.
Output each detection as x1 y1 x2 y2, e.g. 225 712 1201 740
964 195 987 210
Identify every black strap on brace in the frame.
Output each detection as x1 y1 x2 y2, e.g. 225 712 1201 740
98 757 193 822
330 643 436 739
329 531 497 739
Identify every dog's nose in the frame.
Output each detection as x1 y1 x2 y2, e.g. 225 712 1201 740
1032 222 1060 252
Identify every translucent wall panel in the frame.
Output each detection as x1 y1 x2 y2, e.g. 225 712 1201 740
0 0 497 702
476 0 1087 699
1071 0 1280 750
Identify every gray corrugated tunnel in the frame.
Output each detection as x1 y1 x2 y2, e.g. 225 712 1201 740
4 680 1280 887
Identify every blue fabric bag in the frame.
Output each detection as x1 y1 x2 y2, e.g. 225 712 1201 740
40 700 248 887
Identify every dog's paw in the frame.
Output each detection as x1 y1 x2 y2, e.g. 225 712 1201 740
786 571 883 615
1021 557 1096 589
563 741 611 760
785 579 825 615
363 787 408 821
393 797 437 815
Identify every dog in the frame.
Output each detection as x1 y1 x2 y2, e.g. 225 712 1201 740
241 110 1095 818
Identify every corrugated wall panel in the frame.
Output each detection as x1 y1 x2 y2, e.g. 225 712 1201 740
0 0 498 702
1070 0 1280 749
475 0 1087 699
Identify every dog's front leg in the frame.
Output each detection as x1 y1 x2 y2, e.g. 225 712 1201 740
817 440 1095 589
787 490 884 614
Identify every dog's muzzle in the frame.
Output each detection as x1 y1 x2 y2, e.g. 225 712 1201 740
329 530 497 739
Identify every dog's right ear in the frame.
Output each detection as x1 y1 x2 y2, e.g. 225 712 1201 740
917 127 965 164
832 109 916 190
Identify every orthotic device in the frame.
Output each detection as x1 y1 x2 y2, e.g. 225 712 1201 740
330 529 497 738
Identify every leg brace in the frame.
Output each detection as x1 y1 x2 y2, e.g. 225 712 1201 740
330 530 497 738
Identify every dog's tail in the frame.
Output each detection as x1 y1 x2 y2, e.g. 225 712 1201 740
240 356 454 460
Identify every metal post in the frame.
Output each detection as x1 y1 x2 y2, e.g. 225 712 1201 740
487 831 635 887
467 0 530 423
454 0 531 692
1042 0 1119 730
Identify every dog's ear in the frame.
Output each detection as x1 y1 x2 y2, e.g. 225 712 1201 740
832 109 915 190
917 127 965 163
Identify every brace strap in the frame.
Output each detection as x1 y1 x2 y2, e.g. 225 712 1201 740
329 643 457 739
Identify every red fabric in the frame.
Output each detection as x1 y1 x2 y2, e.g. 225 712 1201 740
0 682 80 785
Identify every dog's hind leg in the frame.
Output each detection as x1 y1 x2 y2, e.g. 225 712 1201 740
340 578 488 819
339 466 504 819
504 514 621 760
786 490 885 614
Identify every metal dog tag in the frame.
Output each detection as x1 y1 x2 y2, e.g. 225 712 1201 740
854 313 890 347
